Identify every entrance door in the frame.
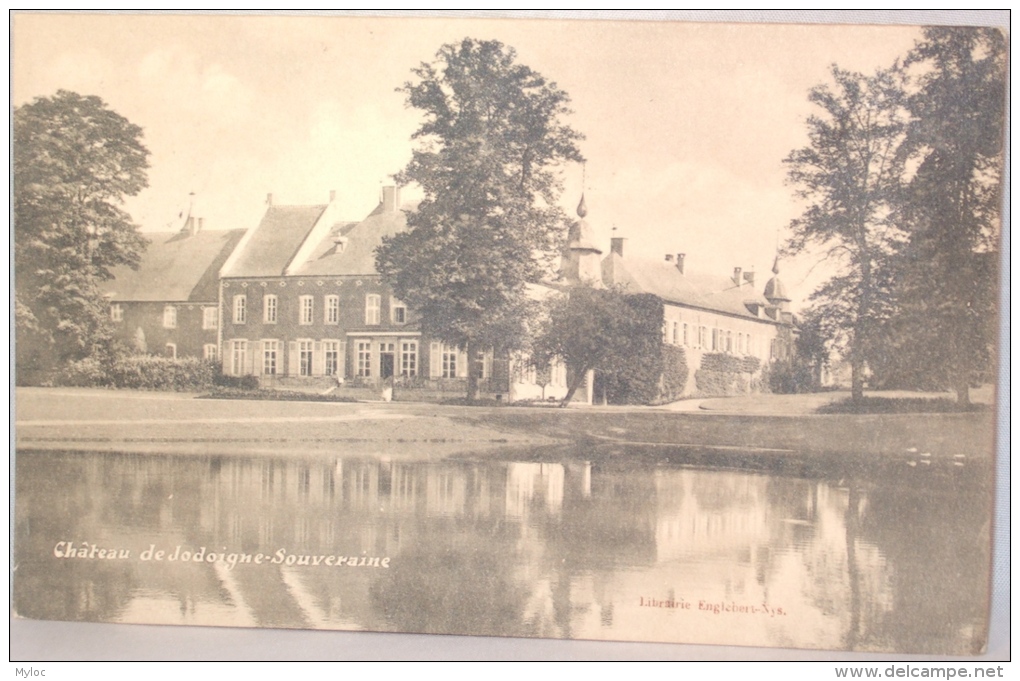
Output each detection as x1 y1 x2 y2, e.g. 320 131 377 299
380 343 395 380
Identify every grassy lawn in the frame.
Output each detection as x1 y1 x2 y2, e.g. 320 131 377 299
14 387 998 464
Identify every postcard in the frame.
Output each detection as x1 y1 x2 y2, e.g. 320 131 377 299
11 11 1008 661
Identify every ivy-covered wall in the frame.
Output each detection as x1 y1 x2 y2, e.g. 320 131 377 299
694 352 762 397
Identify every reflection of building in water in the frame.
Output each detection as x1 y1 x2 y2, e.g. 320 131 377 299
653 469 768 562
505 462 565 518
15 450 984 653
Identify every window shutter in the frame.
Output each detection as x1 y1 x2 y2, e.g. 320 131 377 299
457 347 469 378
313 341 324 376
483 351 492 380
430 342 441 378
246 343 256 375
338 341 347 379
288 341 299 376
254 341 263 375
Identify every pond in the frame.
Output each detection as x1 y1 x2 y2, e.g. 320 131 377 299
13 447 991 655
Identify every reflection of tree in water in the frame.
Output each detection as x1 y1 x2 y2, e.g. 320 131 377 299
370 538 530 637
856 467 992 655
17 447 992 653
15 452 136 622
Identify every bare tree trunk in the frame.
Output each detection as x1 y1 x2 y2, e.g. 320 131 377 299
465 339 479 403
851 358 865 403
559 366 589 408
955 375 971 408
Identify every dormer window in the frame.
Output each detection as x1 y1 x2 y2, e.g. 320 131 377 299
391 299 407 325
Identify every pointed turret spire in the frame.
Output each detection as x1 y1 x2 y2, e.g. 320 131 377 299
772 253 780 275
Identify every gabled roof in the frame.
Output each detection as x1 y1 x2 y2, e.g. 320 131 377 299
101 229 246 303
602 252 776 321
292 200 416 277
224 204 327 277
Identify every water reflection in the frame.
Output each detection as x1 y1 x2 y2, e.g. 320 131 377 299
14 448 990 654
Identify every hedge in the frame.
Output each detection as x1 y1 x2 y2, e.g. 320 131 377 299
694 352 761 397
57 356 221 392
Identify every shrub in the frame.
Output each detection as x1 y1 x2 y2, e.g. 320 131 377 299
56 357 113 387
768 357 817 394
213 373 260 391
694 352 760 396
56 355 220 391
658 345 689 404
817 397 988 414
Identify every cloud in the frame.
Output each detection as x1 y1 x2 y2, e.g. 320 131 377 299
138 47 253 122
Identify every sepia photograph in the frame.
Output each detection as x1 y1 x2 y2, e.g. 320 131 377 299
11 11 1008 661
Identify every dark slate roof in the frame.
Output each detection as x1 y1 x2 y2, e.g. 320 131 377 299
225 204 327 277
293 200 416 277
763 275 789 302
101 229 246 303
601 252 775 320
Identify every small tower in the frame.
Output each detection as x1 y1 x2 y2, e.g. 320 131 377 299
764 255 791 313
561 193 603 286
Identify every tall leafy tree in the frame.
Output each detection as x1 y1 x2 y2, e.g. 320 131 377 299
534 287 662 407
889 27 1006 405
15 91 150 377
784 66 907 402
376 39 584 400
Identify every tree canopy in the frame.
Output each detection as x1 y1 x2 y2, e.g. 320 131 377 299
784 66 907 402
534 287 662 407
785 27 1006 405
375 38 584 400
886 27 1006 404
15 90 150 376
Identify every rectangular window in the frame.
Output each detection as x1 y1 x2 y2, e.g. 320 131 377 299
325 295 339 325
401 341 417 377
203 306 218 330
357 341 372 377
324 340 340 376
683 323 689 347
391 299 407 325
203 343 218 361
441 344 458 379
299 340 313 376
365 294 381 325
264 295 277 324
163 305 177 329
164 343 177 359
233 295 247 324
300 296 314 325
263 340 278 375
672 321 679 344
110 303 123 322
231 340 247 375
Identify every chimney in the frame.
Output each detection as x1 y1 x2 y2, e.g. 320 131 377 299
266 192 273 206
382 186 400 213
665 254 674 262
610 237 625 257
676 253 685 274
329 190 336 203
733 267 743 288
743 270 755 287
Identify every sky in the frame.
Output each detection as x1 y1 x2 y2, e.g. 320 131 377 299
11 11 1008 310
